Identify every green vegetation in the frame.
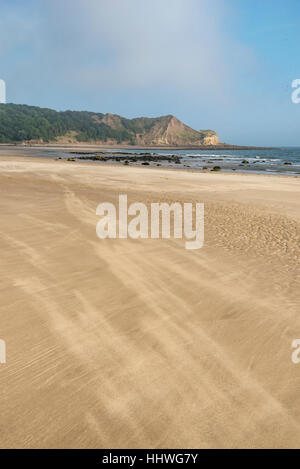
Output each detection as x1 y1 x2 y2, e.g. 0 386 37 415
0 104 134 143
0 103 217 145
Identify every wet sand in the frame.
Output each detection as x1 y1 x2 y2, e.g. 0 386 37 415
0 155 299 448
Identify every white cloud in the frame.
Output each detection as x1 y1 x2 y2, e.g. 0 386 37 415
0 0 256 117
37 0 253 96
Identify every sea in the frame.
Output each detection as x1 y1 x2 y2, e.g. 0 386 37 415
111 147 300 175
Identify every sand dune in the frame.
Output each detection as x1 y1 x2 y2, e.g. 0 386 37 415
0 156 299 448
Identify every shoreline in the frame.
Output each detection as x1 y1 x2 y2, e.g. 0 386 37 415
0 152 298 179
0 142 279 150
0 145 298 177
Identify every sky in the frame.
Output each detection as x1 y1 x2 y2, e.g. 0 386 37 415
0 0 300 145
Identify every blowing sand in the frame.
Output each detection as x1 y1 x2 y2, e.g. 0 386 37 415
0 155 299 448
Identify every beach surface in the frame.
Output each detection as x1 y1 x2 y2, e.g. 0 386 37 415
0 155 299 448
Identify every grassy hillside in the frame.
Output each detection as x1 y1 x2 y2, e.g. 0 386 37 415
0 103 219 145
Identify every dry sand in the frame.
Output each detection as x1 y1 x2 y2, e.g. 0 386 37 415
0 154 299 448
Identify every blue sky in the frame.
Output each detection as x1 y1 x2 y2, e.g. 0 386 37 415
0 0 299 145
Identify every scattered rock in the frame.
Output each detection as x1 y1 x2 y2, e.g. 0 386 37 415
77 152 182 165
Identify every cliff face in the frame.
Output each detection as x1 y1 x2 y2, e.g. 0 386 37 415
202 134 220 146
99 114 220 146
0 104 220 146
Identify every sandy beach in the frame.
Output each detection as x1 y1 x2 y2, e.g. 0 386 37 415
0 154 299 449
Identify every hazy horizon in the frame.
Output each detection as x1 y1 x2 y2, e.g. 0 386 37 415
1 0 300 146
